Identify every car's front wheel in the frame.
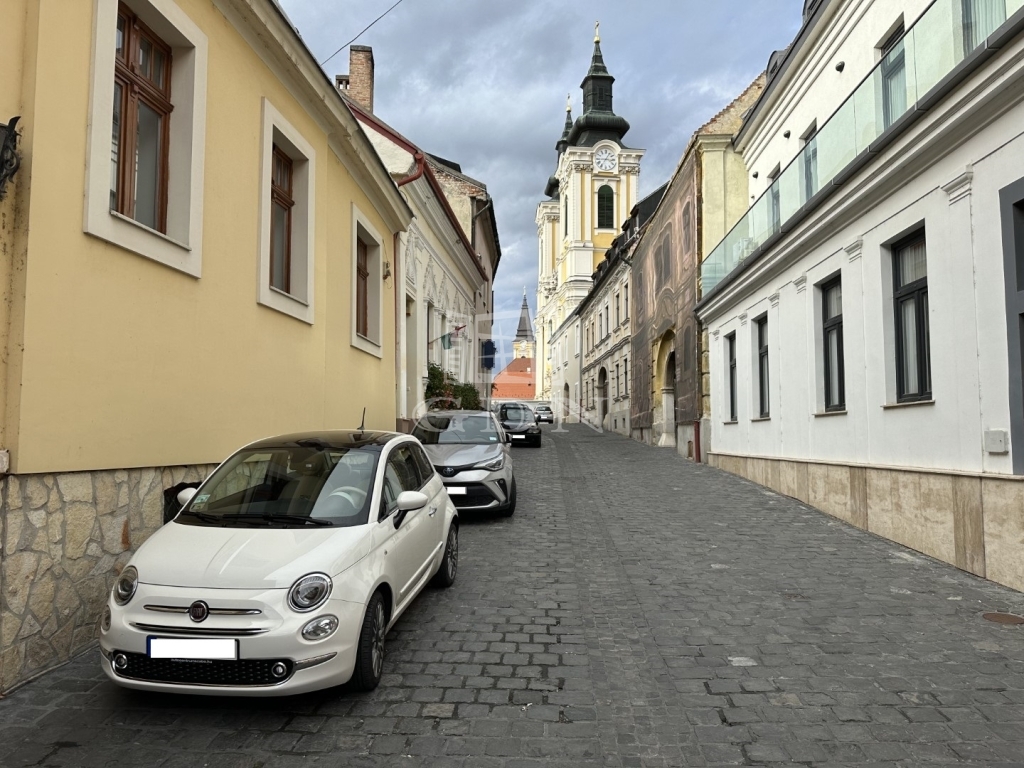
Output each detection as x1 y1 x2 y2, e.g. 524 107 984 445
352 592 388 691
500 477 517 517
432 524 458 587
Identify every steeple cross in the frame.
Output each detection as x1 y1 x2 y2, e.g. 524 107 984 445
594 21 600 43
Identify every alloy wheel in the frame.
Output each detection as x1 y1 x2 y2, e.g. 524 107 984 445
446 528 459 581
371 601 386 679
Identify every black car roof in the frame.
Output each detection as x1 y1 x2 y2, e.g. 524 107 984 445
246 430 400 452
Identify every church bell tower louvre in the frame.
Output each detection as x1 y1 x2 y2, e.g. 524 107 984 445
533 23 645 401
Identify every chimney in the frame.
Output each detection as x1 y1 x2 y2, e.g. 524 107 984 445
345 45 374 113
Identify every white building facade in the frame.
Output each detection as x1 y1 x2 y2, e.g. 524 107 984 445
697 0 1024 592
535 28 643 406
343 68 496 423
580 251 632 434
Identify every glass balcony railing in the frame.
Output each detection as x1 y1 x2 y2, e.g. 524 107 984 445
700 0 1023 296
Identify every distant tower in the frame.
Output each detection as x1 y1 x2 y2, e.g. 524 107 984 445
513 291 536 359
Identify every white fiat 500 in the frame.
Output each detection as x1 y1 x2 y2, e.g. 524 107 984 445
99 430 458 696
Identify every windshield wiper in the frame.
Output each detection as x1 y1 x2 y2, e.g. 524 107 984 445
224 513 332 527
178 509 228 525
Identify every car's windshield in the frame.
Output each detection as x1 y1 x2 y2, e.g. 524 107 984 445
502 405 533 423
177 446 379 528
413 414 501 445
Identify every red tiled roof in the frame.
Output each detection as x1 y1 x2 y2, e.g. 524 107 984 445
492 357 536 400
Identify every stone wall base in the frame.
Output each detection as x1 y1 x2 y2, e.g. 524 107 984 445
1 464 215 693
708 453 1024 593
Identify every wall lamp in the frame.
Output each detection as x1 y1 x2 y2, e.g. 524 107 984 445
0 117 22 201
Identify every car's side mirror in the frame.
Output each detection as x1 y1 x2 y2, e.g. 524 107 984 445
505 432 513 444
396 491 428 512
177 487 198 508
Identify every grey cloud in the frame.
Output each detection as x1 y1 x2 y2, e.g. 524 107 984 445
280 0 802 358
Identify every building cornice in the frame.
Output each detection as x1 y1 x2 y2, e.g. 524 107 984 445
215 0 412 233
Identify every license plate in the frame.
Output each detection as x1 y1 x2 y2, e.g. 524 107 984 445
512 435 526 440
447 486 467 496
148 637 238 660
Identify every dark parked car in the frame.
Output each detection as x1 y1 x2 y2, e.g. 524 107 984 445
534 404 554 424
498 402 542 447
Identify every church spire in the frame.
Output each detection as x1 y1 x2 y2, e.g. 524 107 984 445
556 94 573 154
515 291 535 342
566 23 630 147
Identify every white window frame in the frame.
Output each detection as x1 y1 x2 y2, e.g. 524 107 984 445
84 0 208 276
257 98 316 324
351 203 385 357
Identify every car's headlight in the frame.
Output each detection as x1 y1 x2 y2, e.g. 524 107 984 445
288 574 332 613
301 615 339 640
113 566 138 606
476 456 504 471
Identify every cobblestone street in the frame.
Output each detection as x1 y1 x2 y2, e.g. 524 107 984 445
2 425 1024 767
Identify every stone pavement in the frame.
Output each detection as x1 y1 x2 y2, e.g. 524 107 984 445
1 425 1023 767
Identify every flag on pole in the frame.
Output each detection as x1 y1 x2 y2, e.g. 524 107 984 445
440 333 452 350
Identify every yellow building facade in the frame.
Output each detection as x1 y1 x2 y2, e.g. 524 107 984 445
0 0 412 691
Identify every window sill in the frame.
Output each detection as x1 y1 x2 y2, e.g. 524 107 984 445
269 285 309 306
351 333 383 359
110 210 191 251
723 420 739 426
881 399 935 410
751 416 771 422
86 210 201 277
814 409 848 418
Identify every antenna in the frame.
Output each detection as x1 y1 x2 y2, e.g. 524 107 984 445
358 407 366 432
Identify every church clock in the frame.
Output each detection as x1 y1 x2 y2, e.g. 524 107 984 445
594 147 616 172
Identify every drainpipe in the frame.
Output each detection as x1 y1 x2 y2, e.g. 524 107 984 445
393 231 404 430
397 152 425 187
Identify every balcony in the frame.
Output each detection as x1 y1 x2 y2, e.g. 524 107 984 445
700 0 1024 297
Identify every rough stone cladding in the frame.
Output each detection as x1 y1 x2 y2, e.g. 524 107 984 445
0 464 215 692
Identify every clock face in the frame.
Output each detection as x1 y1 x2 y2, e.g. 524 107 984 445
594 148 616 172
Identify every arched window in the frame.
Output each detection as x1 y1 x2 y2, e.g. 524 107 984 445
597 185 615 229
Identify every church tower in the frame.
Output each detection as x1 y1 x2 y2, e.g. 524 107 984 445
513 292 536 359
534 24 644 400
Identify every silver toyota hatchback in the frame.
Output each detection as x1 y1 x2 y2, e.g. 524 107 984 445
411 411 516 516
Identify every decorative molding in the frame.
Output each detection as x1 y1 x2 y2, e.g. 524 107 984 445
769 293 780 308
738 312 748 326
942 164 974 204
794 274 807 293
844 238 863 261
711 329 720 339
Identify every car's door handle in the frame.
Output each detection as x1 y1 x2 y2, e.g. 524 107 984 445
428 506 437 517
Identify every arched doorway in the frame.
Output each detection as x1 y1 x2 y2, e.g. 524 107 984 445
562 383 570 420
654 332 677 448
597 367 609 430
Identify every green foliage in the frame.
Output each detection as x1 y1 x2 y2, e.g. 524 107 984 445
425 362 483 411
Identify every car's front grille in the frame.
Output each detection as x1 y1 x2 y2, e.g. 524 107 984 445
113 652 293 687
435 464 474 478
450 483 498 509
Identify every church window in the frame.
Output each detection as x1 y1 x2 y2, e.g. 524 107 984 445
598 185 615 229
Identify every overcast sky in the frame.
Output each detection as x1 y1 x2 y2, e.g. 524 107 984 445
279 0 802 357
